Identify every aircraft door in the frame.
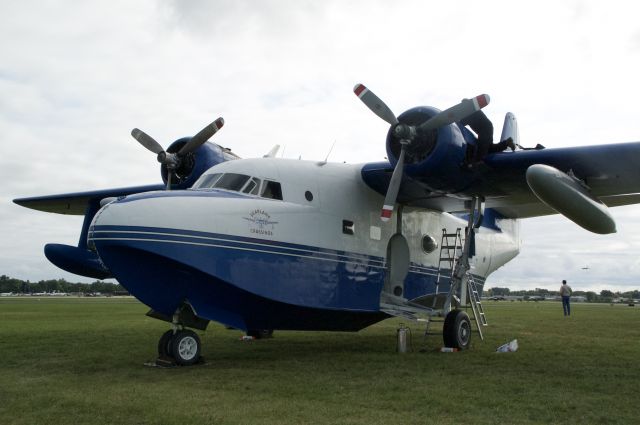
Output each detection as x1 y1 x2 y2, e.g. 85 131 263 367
383 233 410 298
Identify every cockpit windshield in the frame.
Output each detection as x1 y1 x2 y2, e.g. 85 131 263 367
192 172 282 200
214 173 251 191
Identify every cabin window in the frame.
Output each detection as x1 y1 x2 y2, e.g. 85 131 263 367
422 235 438 254
305 191 313 201
261 181 283 200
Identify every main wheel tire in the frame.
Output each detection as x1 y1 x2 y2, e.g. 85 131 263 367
443 309 472 350
170 329 201 366
158 330 174 358
247 329 274 339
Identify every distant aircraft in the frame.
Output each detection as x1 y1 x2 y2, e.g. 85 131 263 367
14 84 640 365
582 266 590 270
528 295 546 302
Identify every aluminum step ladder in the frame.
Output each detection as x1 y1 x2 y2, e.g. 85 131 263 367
467 274 487 340
431 228 463 309
424 225 489 343
423 229 463 339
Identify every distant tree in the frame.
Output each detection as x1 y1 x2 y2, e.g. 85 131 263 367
489 287 511 296
600 290 614 298
599 289 615 302
586 291 597 302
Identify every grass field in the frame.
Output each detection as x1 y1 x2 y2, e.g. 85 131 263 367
0 297 638 424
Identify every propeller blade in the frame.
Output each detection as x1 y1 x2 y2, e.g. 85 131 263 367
166 169 172 191
179 117 225 155
418 94 490 132
380 145 406 222
131 128 164 154
353 84 398 125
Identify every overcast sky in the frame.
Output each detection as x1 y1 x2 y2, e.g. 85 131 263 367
2 0 640 293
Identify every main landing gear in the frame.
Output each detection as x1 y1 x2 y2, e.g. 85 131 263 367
443 309 471 350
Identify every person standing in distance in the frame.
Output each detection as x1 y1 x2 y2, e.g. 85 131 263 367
560 280 572 316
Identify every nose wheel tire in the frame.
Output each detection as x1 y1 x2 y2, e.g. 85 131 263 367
443 309 471 350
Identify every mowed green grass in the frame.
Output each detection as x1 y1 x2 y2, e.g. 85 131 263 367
0 298 638 425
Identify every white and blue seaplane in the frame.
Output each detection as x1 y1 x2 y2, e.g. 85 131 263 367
14 84 640 365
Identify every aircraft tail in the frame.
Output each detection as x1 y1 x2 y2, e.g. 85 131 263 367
500 112 520 147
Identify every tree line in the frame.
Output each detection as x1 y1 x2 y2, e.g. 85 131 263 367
487 286 639 302
0 275 127 295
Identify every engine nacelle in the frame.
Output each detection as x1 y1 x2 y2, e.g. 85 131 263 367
386 106 471 193
160 139 238 189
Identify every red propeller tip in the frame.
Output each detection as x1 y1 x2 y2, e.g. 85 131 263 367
474 94 490 109
381 205 393 221
353 84 367 97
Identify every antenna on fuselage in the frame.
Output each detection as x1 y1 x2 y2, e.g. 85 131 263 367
317 140 337 166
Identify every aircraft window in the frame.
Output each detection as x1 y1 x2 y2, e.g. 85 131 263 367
192 173 222 189
422 235 438 254
261 180 283 200
242 177 262 195
214 173 251 191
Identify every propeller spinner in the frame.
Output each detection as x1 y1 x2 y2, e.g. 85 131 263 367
131 118 225 190
353 84 490 222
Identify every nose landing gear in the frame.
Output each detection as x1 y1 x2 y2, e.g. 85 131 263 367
158 329 202 366
157 328 203 366
151 304 207 367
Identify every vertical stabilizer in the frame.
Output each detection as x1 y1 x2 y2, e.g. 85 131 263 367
500 112 520 146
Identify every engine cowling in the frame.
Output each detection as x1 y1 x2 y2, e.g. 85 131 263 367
160 139 238 189
386 106 471 193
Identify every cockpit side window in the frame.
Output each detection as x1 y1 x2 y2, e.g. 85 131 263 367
214 173 251 191
260 180 283 200
242 177 262 195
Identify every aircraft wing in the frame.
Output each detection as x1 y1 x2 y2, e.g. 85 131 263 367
362 141 640 232
482 142 640 218
13 184 165 215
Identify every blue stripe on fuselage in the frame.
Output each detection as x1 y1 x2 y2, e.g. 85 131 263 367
91 225 485 328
